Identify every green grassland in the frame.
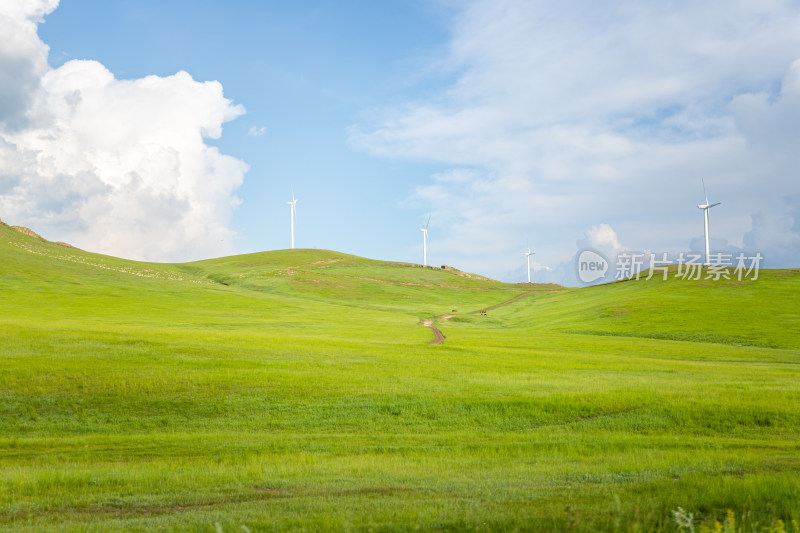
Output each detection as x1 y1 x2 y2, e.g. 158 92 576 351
1 221 799 532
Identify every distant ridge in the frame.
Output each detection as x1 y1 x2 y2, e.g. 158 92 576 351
2 218 78 249
11 225 44 240
387 262 490 280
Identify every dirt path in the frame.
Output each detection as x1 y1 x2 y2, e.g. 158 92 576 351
465 291 537 315
418 319 445 345
419 290 545 345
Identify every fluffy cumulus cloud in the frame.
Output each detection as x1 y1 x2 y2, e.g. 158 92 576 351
352 0 800 283
0 0 247 261
0 0 56 130
535 224 629 286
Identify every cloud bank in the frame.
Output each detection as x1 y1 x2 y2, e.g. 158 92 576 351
352 0 800 283
0 0 247 261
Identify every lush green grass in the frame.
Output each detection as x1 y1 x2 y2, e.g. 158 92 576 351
1 222 799 532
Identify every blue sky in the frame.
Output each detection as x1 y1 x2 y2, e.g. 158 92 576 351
2 0 800 284
38 0 452 260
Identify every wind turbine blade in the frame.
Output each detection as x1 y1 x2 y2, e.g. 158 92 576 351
425 214 431 230
709 202 721 208
701 178 709 205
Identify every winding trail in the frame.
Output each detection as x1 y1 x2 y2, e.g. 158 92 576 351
465 291 537 315
282 260 568 346
418 319 446 345
418 290 550 345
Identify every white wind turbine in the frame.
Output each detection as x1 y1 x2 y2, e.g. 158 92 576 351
524 241 534 283
287 191 297 249
421 215 430 266
697 179 720 267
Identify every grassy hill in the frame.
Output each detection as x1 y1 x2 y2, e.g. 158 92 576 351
1 221 799 532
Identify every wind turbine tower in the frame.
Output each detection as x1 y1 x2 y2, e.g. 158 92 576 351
525 242 535 283
697 179 720 267
421 215 430 266
287 191 297 249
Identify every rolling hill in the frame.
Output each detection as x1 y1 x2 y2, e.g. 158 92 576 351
1 220 799 532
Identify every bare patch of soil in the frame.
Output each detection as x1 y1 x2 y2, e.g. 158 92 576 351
419 291 540 345
418 319 445 345
11 226 44 240
465 291 535 315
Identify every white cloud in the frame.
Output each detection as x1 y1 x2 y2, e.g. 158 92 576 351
0 1 247 262
742 207 800 266
0 0 57 130
247 125 267 136
580 224 625 258
731 58 800 153
538 224 630 286
352 0 800 280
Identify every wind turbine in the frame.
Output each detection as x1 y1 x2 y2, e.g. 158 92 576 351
524 241 534 283
287 191 297 249
697 179 720 267
421 215 430 266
